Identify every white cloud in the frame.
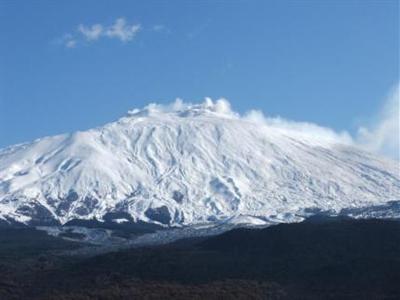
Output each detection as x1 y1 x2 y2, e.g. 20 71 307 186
56 34 77 48
152 25 170 34
78 24 103 41
104 18 141 42
60 17 141 47
244 110 353 145
65 39 77 48
243 87 400 160
213 98 233 115
152 25 165 32
356 83 400 160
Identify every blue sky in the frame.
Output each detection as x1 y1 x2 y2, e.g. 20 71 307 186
0 0 398 150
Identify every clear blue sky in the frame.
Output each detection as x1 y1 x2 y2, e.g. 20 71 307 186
0 0 398 148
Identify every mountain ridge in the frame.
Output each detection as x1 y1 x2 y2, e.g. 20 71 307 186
0 99 399 226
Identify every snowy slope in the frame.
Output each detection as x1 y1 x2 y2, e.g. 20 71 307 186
0 99 399 226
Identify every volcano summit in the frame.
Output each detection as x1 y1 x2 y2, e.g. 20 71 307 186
0 99 399 228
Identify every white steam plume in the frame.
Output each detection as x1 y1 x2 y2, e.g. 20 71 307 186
357 83 400 160
125 84 399 161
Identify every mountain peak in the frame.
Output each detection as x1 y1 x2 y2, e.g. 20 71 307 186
125 98 237 119
0 100 399 226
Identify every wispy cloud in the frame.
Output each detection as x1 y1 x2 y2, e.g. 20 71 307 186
244 110 354 145
152 25 165 32
60 17 141 48
65 39 77 48
151 24 171 34
356 83 400 160
78 24 103 41
244 84 400 160
56 34 77 48
103 18 141 42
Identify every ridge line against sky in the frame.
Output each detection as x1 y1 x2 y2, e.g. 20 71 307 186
0 1 398 158
117 86 400 160
1 87 399 160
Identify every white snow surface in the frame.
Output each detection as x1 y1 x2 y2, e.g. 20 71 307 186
0 99 399 226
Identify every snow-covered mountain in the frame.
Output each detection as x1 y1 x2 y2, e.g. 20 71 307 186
1 99 399 226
